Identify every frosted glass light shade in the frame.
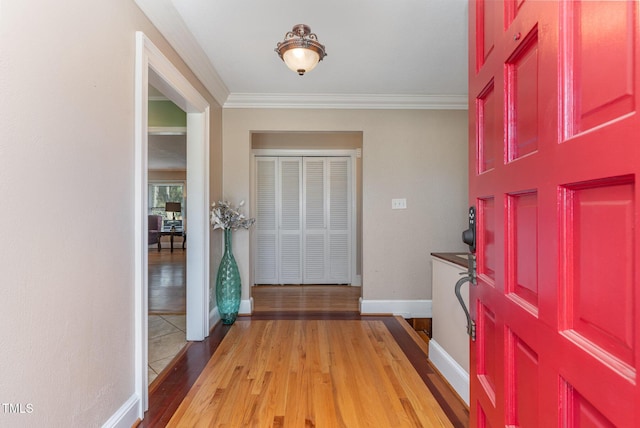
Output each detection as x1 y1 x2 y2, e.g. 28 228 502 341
275 24 326 76
282 48 320 75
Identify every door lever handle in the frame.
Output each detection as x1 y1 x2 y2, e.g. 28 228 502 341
455 275 476 341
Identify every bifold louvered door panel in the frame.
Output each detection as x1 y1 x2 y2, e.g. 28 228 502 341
303 157 351 284
303 158 327 283
278 158 302 283
255 158 278 283
255 156 351 285
327 158 350 282
255 157 302 284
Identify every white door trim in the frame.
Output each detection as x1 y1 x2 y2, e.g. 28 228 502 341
134 31 210 417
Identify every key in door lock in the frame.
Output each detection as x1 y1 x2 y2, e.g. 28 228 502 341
462 206 476 253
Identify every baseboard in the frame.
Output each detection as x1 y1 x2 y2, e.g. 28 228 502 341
209 299 252 327
428 339 469 405
239 299 252 314
209 306 221 328
101 393 140 428
359 299 432 318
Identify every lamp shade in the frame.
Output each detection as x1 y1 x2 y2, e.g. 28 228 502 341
165 202 181 213
282 48 321 74
275 24 326 76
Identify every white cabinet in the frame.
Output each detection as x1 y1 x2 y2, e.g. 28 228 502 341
255 156 352 284
430 254 470 405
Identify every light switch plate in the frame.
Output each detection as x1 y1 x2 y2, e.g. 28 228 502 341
392 198 407 209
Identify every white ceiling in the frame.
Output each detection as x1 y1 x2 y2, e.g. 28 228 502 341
135 0 469 109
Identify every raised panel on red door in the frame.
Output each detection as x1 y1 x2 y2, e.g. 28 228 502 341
469 1 640 427
556 2 639 426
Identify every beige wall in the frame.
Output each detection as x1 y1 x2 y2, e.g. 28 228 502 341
223 109 468 303
252 131 362 149
0 0 222 426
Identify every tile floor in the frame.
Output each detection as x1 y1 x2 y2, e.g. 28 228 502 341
148 314 187 385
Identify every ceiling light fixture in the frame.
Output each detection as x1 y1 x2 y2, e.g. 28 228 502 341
275 24 327 76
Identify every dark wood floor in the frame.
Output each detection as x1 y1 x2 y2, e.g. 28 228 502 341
140 286 469 427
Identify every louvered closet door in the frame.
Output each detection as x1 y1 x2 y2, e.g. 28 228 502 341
327 158 351 282
278 158 302 283
303 158 326 283
257 156 352 285
255 158 278 283
303 157 351 284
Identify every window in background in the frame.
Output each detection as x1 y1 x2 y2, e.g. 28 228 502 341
149 182 185 220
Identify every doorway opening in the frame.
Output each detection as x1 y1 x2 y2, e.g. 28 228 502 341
249 132 363 309
146 99 188 385
134 32 210 417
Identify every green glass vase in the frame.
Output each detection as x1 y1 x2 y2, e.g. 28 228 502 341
215 228 241 325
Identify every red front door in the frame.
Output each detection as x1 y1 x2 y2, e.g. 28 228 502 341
469 1 640 426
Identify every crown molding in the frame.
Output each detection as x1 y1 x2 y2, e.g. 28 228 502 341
134 0 229 106
223 93 469 110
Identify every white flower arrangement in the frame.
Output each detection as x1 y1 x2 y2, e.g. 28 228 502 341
210 200 255 231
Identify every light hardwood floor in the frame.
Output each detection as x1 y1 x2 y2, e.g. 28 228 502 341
147 248 187 386
168 319 453 427
141 281 468 427
148 248 186 314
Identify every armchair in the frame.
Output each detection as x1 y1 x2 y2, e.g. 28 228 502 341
148 215 162 250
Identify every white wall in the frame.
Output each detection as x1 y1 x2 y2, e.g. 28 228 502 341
223 109 468 305
430 256 471 404
431 257 470 372
0 1 222 426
